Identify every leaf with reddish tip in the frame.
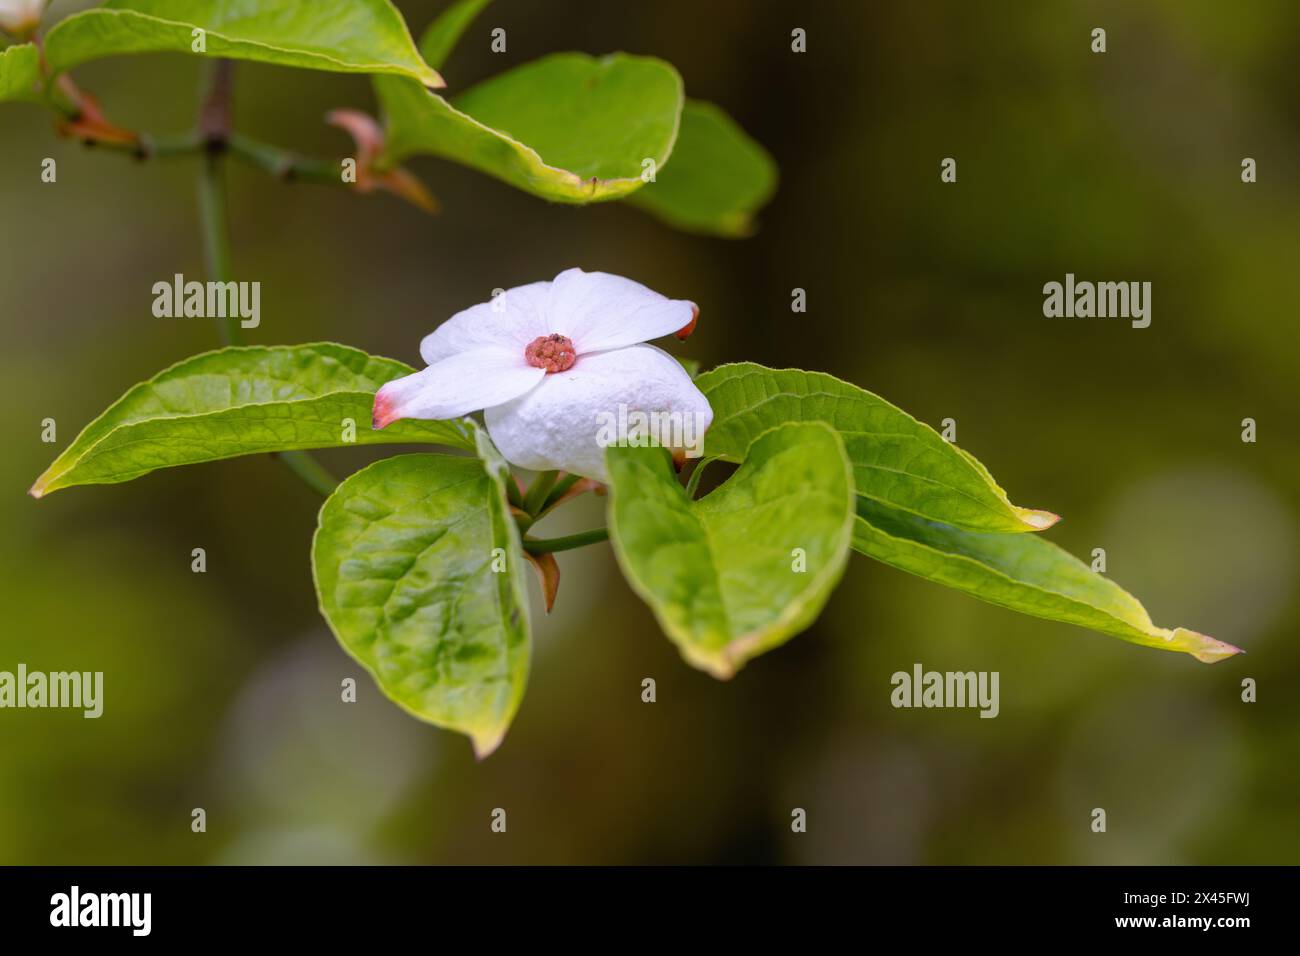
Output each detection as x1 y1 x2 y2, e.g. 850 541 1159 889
852 496 1242 663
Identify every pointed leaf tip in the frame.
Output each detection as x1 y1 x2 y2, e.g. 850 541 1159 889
1020 509 1061 531
1177 629 1244 664
313 448 531 757
472 728 506 760
523 549 560 613
852 497 1246 664
377 166 440 214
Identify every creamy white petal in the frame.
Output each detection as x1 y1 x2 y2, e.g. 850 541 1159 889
419 281 552 365
374 347 544 427
485 344 713 481
548 268 697 354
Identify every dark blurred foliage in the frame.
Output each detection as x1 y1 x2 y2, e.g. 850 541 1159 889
0 0 1296 863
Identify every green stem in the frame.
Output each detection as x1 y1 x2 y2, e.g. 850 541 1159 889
193 60 334 498
522 527 609 554
227 132 342 184
196 60 237 346
146 132 207 157
79 129 346 184
197 148 238 346
684 456 717 499
51 59 340 188
272 451 338 497
540 472 582 511
505 475 525 509
522 470 560 515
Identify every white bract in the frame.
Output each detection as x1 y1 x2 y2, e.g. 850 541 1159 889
373 268 713 481
0 0 45 36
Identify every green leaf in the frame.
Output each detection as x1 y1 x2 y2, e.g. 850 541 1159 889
696 363 1058 534
419 0 492 71
0 43 41 103
43 0 441 86
606 421 855 678
853 496 1242 663
629 99 777 237
376 52 682 204
313 434 531 756
30 343 473 497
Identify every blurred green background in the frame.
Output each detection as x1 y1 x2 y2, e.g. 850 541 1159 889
1 0 1296 864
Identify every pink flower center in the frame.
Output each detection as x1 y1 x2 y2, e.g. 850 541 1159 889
525 334 577 373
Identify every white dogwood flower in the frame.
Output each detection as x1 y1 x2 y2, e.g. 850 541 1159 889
373 268 712 481
0 0 46 36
